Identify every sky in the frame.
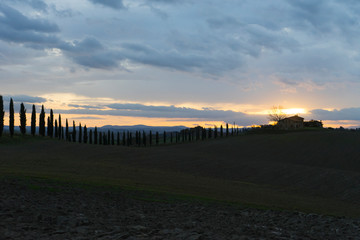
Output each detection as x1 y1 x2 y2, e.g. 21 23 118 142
1 0 360 128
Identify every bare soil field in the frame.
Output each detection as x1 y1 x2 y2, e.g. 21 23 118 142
1 177 360 239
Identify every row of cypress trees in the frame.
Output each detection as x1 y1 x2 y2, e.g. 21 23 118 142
0 95 243 145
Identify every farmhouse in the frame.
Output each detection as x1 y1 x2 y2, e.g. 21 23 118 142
277 115 304 130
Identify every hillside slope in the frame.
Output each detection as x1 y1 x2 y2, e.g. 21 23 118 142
1 130 360 216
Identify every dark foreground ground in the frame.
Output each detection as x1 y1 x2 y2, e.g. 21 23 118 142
1 178 360 240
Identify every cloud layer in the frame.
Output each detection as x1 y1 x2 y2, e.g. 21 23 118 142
1 0 360 126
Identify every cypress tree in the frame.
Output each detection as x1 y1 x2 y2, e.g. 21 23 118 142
31 105 36 136
107 130 110 144
94 127 98 144
19 103 26 135
72 121 76 142
84 125 88 143
126 131 130 146
47 117 50 137
39 105 45 136
48 109 54 137
103 133 107 145
78 123 82 143
62 127 64 140
122 132 126 146
89 129 93 144
208 128 212 139
135 131 139 146
65 119 69 141
9 98 14 137
0 95 4 137
149 131 152 146
58 114 62 139
226 123 229 137
117 132 120 145
196 128 200 141
143 131 146 146
170 132 173 143
129 132 132 145
220 125 223 137
54 120 58 138
214 126 218 138
156 131 159 145
111 131 114 145
163 131 166 144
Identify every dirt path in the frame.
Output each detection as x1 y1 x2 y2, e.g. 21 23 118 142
1 178 359 239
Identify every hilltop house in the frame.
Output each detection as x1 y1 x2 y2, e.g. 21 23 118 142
277 115 304 130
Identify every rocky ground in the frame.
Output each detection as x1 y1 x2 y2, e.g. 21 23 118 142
1 178 360 240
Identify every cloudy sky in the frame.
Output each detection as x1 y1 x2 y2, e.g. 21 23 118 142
1 0 360 128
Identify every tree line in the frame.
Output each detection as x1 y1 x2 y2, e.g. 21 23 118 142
0 96 244 146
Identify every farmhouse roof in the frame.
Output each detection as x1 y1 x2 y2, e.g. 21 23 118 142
281 115 304 122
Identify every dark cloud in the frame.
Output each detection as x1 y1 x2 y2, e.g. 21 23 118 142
310 108 360 121
145 0 185 4
58 37 123 69
68 104 104 110
0 4 59 32
0 3 62 50
122 42 242 74
207 16 240 29
88 0 125 9
6 0 48 12
4 95 47 103
52 103 265 125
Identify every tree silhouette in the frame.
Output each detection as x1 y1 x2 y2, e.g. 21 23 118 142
48 109 54 137
226 123 229 137
143 131 146 146
54 120 58 138
149 131 152 146
117 132 120 145
126 131 130 146
111 131 114 145
65 119 69 141
9 98 14 137
78 123 82 143
19 103 26 135
156 131 159 145
0 95 4 137
31 105 36 136
268 106 287 122
58 114 62 140
72 121 76 142
94 127 98 144
107 130 110 144
89 129 93 144
39 105 45 136
122 132 126 146
84 125 88 143
220 125 223 137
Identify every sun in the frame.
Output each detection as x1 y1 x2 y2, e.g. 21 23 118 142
282 108 307 115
